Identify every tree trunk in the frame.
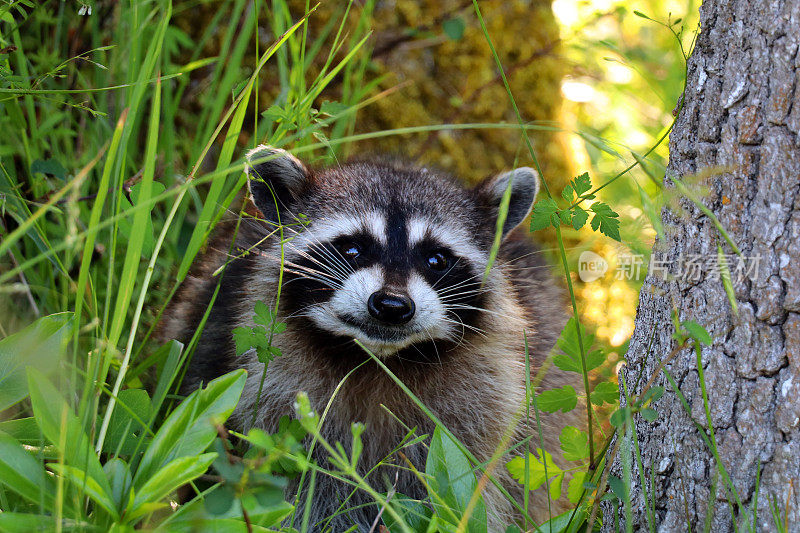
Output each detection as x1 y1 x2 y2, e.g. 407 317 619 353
603 0 800 530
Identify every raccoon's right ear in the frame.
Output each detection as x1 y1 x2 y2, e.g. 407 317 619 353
245 145 311 223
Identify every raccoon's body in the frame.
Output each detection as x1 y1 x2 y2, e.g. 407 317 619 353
162 147 577 531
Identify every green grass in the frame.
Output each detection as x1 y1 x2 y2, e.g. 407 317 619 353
0 0 786 531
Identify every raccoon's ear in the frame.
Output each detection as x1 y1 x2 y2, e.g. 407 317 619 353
245 145 311 223
476 167 539 238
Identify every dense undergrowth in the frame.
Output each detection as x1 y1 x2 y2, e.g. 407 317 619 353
1 0 776 531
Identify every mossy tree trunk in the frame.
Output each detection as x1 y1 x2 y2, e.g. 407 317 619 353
603 0 800 530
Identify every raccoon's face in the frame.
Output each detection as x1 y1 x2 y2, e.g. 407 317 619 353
246 146 538 357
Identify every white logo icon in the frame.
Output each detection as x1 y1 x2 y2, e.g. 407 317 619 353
578 251 608 282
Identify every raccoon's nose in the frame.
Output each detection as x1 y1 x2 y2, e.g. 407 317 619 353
367 291 415 325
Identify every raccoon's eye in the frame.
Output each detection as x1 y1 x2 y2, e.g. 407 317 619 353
338 242 361 260
426 251 449 272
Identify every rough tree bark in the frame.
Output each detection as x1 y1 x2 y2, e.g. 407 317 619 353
602 0 800 531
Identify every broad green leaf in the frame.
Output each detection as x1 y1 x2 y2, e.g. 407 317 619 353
551 317 604 373
589 202 621 241
0 313 71 411
442 17 466 40
640 407 659 422
133 369 245 489
0 416 41 444
536 386 578 413
683 320 712 345
640 386 665 405
548 472 564 500
559 426 589 461
567 471 588 504
49 463 120 520
0 430 57 509
26 367 112 501
129 453 217 520
426 426 487 532
590 381 619 406
384 495 433 532
0 513 58 531
530 198 559 231
104 458 133 516
103 388 152 454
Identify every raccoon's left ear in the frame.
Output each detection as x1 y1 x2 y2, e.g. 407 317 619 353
476 167 539 238
245 145 311 223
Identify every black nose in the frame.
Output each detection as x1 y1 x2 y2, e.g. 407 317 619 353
367 291 415 325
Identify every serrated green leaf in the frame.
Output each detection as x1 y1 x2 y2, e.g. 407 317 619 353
558 209 572 225
530 198 559 231
536 385 578 413
571 172 592 196
561 184 574 202
559 426 590 461
571 207 588 230
506 448 562 491
590 202 621 241
590 381 619 406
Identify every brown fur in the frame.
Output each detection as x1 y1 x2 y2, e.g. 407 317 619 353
160 158 578 531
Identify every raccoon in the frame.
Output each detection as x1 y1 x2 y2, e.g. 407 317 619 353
162 146 577 531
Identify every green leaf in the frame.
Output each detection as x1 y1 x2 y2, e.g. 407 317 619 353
104 458 134 516
558 209 572 225
0 431 58 510
637 183 664 239
530 198 559 231
0 313 71 412
129 453 217 520
27 367 113 501
426 426 487 531
133 370 245 489
103 388 152 454
683 320 712 345
561 184 574 202
551 317 605 374
506 448 562 492
384 495 433 532
571 206 589 230
0 513 58 531
640 407 659 422
559 426 589 461
571 172 592 196
567 471 587 504
640 386 665 405
536 385 578 413
590 381 619 406
589 202 621 241
442 17 466 40
31 158 67 180
609 407 629 428
49 463 120 520
319 100 350 117
548 472 564 500
118 182 166 257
